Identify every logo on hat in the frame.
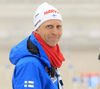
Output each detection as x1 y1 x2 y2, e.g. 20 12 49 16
35 20 41 27
44 9 59 15
35 13 39 18
52 14 57 17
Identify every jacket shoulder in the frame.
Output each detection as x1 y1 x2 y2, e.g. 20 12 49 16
16 56 45 69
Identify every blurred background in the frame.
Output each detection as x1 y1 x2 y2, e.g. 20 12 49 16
0 0 100 89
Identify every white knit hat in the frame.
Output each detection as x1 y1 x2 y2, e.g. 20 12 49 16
33 2 62 30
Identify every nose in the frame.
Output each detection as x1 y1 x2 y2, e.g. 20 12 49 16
52 27 58 35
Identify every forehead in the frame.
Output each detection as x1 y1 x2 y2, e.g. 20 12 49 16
42 19 62 26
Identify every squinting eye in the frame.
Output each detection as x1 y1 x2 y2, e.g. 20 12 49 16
57 25 62 29
46 25 52 28
47 25 51 27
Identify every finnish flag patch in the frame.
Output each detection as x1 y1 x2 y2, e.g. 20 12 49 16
24 81 34 88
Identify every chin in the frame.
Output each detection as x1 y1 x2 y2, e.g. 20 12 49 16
48 43 57 47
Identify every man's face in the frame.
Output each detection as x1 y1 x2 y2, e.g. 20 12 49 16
35 19 62 46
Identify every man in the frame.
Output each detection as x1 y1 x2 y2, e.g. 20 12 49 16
9 2 65 89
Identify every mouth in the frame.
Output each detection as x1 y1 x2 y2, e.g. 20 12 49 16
48 37 58 41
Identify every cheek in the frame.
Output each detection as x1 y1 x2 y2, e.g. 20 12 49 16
39 31 47 40
39 33 44 39
59 30 62 37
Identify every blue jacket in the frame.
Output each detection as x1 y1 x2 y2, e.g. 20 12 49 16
9 32 63 89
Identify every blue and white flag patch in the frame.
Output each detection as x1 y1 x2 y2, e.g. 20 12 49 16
24 81 34 88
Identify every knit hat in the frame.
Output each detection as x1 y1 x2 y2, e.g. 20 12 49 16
33 2 62 30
